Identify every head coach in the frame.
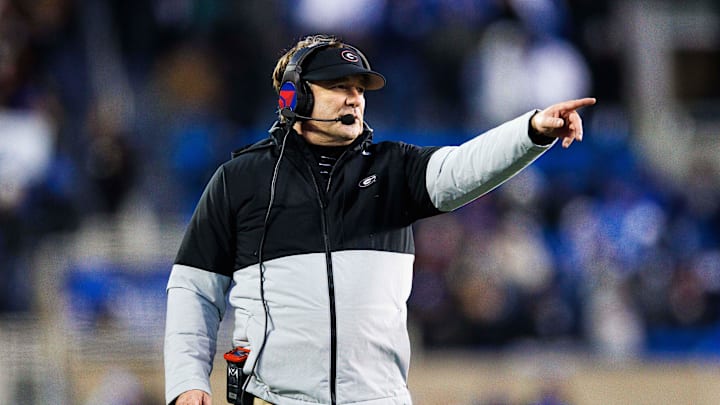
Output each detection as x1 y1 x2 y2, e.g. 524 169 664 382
164 33 595 405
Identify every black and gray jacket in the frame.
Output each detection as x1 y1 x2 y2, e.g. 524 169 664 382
165 111 554 405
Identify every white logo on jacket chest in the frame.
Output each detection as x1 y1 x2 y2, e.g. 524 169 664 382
359 174 377 188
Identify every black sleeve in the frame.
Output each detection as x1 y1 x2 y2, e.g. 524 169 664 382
175 165 236 276
400 143 443 221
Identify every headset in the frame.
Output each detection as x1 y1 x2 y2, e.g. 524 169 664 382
277 41 373 121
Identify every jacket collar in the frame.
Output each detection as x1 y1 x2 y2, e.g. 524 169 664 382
267 121 374 154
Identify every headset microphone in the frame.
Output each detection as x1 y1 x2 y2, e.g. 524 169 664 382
337 114 356 125
340 114 356 125
280 109 355 125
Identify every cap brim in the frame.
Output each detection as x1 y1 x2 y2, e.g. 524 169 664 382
303 65 386 91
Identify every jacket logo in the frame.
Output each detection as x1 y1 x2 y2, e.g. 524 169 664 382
359 174 377 188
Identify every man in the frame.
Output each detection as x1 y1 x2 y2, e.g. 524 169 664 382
165 34 595 405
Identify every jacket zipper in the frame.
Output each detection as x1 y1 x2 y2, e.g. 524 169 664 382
307 164 338 405
325 147 351 193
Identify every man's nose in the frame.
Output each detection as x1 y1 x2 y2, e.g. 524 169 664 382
346 89 363 106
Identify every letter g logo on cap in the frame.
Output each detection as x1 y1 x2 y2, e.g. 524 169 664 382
341 50 359 63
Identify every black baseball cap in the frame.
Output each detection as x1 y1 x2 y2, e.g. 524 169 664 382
302 46 386 90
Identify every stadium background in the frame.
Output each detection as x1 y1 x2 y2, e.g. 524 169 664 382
1 0 719 403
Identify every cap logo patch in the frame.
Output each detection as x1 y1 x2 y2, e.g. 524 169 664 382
278 81 297 110
341 50 359 63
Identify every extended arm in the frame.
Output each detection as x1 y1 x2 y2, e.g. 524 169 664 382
425 98 595 212
425 110 550 211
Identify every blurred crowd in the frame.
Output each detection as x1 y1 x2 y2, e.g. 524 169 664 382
1 0 719 359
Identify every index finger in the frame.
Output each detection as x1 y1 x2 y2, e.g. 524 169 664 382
553 97 597 112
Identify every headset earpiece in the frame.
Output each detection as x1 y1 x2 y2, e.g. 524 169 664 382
278 42 331 119
299 80 314 117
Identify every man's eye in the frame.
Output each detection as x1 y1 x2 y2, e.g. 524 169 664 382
332 84 365 94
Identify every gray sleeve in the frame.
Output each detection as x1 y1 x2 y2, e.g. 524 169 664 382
426 110 555 212
164 264 232 404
